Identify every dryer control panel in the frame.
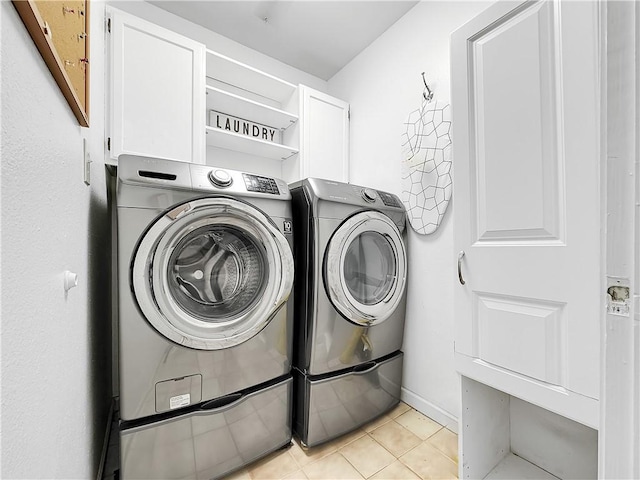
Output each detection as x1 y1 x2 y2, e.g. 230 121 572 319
291 178 406 211
321 182 403 211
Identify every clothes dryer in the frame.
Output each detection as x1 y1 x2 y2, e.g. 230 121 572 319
290 178 407 447
116 155 295 479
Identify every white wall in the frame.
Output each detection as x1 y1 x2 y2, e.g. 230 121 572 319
1 2 111 478
328 0 491 428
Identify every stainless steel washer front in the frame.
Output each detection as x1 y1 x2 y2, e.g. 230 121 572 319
132 197 294 350
117 156 295 425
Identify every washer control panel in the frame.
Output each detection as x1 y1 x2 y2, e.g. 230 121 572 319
362 188 378 203
377 190 402 208
208 169 233 187
243 173 280 195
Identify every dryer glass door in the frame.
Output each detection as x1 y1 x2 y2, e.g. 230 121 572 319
324 211 407 326
343 231 397 305
132 197 294 350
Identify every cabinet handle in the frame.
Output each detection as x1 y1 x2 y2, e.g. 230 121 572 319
458 251 466 285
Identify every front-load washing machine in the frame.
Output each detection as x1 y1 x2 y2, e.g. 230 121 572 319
116 155 295 479
290 178 408 447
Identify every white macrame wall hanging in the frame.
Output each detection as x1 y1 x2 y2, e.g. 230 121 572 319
401 73 452 235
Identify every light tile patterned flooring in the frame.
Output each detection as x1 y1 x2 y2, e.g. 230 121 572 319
224 402 458 480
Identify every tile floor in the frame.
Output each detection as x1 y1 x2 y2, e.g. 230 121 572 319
225 402 458 480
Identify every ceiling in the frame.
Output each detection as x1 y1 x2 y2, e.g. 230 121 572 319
148 1 419 80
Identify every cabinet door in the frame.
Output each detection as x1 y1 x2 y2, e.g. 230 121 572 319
452 0 600 422
300 86 349 182
109 9 205 164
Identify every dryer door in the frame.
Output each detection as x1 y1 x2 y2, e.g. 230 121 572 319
324 211 407 326
132 197 294 350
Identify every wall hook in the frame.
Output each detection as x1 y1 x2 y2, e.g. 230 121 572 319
421 72 434 102
64 271 78 292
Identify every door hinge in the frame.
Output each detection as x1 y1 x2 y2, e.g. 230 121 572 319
607 278 630 316
107 137 111 151
107 18 111 33
348 108 351 121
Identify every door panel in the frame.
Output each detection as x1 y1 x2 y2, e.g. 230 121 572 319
300 86 350 182
472 1 563 243
453 0 601 407
474 292 566 385
109 8 205 163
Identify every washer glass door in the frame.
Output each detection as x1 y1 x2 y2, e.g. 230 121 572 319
324 211 407 326
132 197 294 350
167 225 266 320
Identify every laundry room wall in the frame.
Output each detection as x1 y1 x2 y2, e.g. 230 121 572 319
1 1 111 479
328 1 492 429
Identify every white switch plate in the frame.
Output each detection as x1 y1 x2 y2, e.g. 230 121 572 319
83 138 91 185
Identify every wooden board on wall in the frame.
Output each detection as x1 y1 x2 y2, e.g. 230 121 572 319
13 0 89 126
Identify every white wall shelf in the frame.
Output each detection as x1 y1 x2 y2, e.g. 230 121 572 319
206 86 298 130
206 50 296 103
205 127 298 160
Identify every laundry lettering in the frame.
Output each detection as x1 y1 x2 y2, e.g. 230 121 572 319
212 112 279 144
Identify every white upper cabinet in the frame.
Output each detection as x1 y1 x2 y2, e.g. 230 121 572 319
106 10 350 180
287 85 350 183
452 0 601 427
108 8 205 164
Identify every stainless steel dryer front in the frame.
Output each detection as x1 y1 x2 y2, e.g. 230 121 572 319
290 178 408 447
116 155 295 479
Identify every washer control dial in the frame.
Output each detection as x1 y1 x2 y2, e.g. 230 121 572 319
362 188 378 203
209 169 233 188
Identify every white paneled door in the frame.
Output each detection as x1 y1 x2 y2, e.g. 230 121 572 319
452 0 601 426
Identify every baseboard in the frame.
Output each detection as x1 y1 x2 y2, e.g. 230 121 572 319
96 398 115 480
401 387 459 434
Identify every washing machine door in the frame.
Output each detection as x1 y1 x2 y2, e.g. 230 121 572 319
132 197 294 350
324 211 407 326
